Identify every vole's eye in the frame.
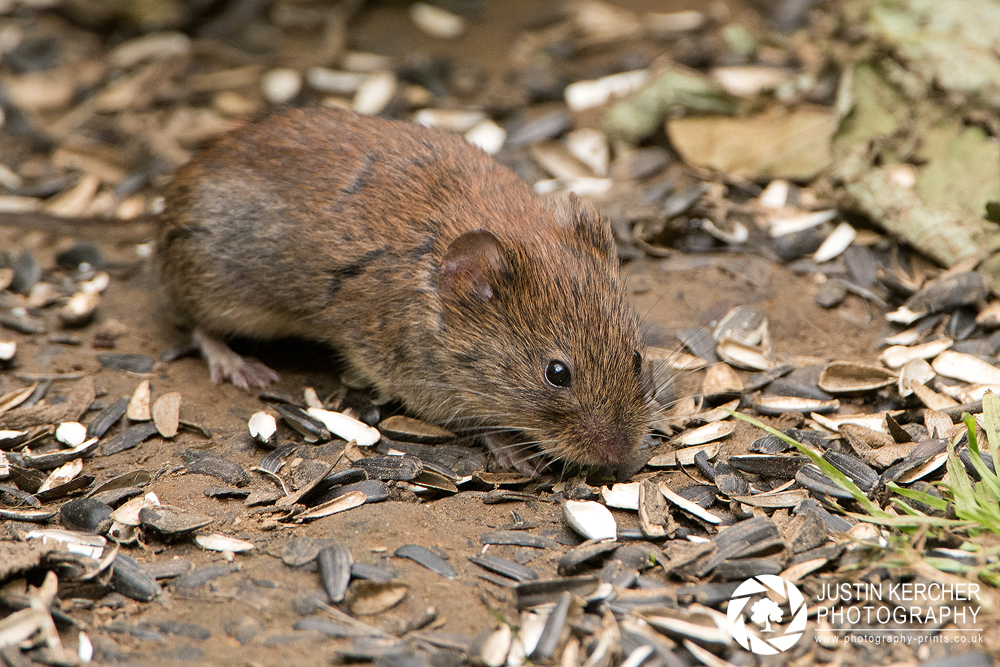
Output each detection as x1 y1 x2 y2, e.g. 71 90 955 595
632 350 643 375
545 360 572 388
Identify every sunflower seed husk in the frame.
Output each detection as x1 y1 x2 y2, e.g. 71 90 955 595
273 404 330 442
754 395 841 415
351 562 399 583
813 222 856 263
896 451 949 483
817 361 897 394
637 478 669 538
715 557 785 581
409 468 458 494
700 517 784 576
258 443 297 474
393 544 458 579
376 415 453 444
112 553 162 602
112 492 160 527
318 544 353 603
713 306 769 346
911 382 959 410
795 464 853 499
352 455 422 481
642 613 731 645
701 363 743 399
479 623 512 667
193 534 253 553
601 482 640 510
730 490 810 508
480 531 558 549
0 507 55 522
348 580 409 616
564 69 649 112
932 350 1000 385
102 421 159 456
409 2 465 39
659 482 723 524
880 338 954 368
26 528 106 559
247 411 277 444
151 392 181 438
23 437 99 470
468 553 539 583
514 575 599 610
308 407 380 445
58 291 99 327
678 421 734 446
182 449 250 487
9 465 46 494
59 497 113 534
275 462 333 507
713 460 750 496
563 500 616 541
55 421 88 447
899 358 936 397
465 119 506 154
87 397 129 438
37 458 83 492
529 590 571 660
126 380 151 421
822 451 878 494
716 337 776 371
887 272 990 324
647 442 720 468
728 455 808 478
557 540 619 575
324 479 390 504
139 505 213 535
35 474 95 503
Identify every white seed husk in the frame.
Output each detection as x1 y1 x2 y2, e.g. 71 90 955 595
248 411 277 442
464 119 506 154
306 407 381 445
480 623 512 667
55 421 88 447
127 380 151 421
813 222 856 263
601 482 640 510
563 500 616 541
880 338 953 368
261 68 301 104
195 533 255 553
353 71 397 115
678 421 734 446
409 2 465 39
0 340 15 361
564 70 649 112
932 350 1000 385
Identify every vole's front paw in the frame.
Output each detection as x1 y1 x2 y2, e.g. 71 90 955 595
483 433 548 477
193 328 281 389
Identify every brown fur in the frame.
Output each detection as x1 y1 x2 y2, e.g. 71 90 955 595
158 107 649 471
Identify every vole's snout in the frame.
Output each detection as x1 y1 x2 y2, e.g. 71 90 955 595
581 413 636 466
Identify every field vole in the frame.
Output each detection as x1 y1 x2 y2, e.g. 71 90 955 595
158 107 650 474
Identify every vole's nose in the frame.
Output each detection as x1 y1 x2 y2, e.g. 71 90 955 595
583 414 634 466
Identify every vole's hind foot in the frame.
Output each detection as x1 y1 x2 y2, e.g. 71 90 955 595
193 328 281 389
483 433 547 477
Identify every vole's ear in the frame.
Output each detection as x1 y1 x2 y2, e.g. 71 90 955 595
566 193 615 259
439 229 511 302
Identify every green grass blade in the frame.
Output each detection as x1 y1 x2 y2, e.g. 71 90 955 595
887 482 948 511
